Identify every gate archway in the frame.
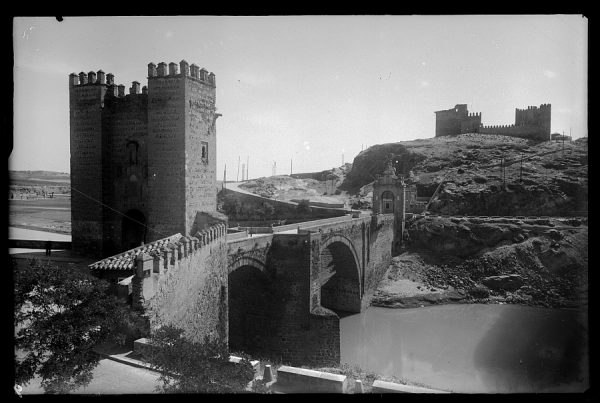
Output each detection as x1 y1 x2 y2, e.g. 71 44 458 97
122 209 146 251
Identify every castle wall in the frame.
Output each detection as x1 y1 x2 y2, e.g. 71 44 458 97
146 74 187 241
69 76 107 257
133 223 229 344
184 71 218 235
101 91 149 255
479 123 548 141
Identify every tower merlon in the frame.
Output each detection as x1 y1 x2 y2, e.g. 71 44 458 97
118 84 125 97
168 62 179 76
180 60 189 76
142 85 148 94
79 72 88 85
190 63 199 79
199 68 208 81
97 70 106 84
69 73 78 87
130 81 141 95
88 71 97 84
157 62 167 77
148 62 157 78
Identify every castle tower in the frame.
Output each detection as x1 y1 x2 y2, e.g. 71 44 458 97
69 71 108 256
146 60 219 240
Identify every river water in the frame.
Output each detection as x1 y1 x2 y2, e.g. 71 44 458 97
340 304 588 393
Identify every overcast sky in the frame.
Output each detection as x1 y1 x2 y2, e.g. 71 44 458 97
11 15 588 179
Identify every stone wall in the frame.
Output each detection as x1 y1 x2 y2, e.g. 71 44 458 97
146 75 187 241
362 214 395 308
69 78 107 257
101 92 149 255
133 223 229 344
219 188 346 223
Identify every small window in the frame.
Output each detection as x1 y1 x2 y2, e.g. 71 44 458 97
201 141 209 163
127 141 139 165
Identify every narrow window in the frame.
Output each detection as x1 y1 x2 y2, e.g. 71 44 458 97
201 141 209 163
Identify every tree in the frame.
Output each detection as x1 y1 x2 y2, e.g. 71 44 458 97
296 199 311 214
143 326 255 393
14 258 146 393
222 195 241 217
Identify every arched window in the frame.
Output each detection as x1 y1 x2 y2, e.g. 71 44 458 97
127 141 139 165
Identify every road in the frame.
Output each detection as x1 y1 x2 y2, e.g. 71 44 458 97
9 227 71 255
19 358 161 395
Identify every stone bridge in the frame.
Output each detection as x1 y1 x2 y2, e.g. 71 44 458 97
88 213 395 367
226 213 395 365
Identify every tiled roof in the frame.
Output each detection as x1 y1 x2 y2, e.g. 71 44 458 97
89 233 183 271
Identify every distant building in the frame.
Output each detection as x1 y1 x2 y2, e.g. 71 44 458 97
434 103 551 141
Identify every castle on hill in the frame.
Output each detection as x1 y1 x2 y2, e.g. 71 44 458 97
434 103 551 141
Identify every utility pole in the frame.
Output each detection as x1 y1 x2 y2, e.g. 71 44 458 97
519 154 523 183
223 164 226 189
290 159 293 176
236 156 240 182
562 131 565 158
402 181 406 247
246 156 249 181
502 157 506 189
342 152 344 166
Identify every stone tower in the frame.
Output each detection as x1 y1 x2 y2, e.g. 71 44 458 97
69 60 219 258
69 71 108 256
146 61 219 241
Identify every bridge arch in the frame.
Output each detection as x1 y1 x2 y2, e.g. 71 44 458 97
319 235 362 314
227 260 273 355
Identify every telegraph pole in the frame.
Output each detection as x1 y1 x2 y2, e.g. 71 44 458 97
290 159 293 176
223 164 226 189
246 156 249 181
502 157 506 189
519 154 523 183
236 156 240 182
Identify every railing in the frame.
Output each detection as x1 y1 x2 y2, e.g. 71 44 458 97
9 239 72 250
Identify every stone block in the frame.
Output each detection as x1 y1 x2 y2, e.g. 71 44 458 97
371 380 448 393
274 365 349 393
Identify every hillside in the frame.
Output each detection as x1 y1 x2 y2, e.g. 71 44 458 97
342 134 588 216
236 164 353 207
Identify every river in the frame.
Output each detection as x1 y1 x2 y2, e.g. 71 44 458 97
340 304 588 393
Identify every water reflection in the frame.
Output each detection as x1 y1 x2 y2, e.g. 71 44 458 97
340 304 588 393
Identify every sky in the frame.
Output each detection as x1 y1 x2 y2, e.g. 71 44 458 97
11 15 588 179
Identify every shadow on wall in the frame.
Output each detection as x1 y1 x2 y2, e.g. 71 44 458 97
191 211 228 236
472 305 589 392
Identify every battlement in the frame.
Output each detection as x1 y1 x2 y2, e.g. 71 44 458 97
70 70 113 86
140 223 227 276
128 223 227 308
147 60 216 86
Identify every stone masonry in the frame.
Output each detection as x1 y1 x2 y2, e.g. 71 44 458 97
434 103 551 141
69 61 219 258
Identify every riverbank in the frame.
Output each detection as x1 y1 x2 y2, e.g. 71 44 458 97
372 224 588 310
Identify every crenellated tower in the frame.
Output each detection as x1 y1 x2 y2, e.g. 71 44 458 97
69 70 108 256
146 60 220 241
69 60 220 258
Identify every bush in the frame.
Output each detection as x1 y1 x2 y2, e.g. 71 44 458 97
145 326 255 393
296 199 311 214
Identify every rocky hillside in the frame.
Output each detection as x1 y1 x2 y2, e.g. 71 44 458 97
373 216 588 309
236 164 353 206
342 134 588 216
